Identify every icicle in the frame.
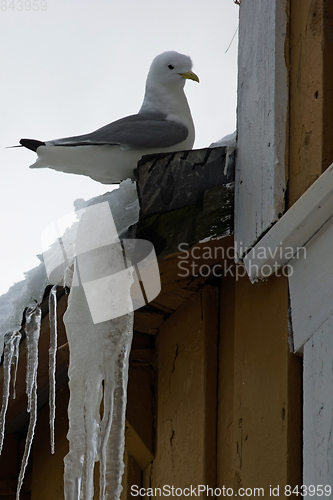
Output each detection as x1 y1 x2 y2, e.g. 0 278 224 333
0 331 21 455
25 306 42 413
63 273 105 500
62 184 141 499
16 377 38 500
63 258 75 288
15 307 42 499
0 333 15 452
11 332 21 400
100 328 133 500
48 285 58 454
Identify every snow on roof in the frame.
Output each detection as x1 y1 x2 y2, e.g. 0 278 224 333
0 179 139 356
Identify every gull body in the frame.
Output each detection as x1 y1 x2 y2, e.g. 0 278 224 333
20 51 199 184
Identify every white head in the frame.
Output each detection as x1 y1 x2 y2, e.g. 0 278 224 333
145 51 199 90
139 51 199 123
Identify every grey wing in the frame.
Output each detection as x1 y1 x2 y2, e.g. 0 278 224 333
47 113 189 149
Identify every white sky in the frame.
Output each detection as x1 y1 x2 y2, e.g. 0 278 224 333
0 0 238 296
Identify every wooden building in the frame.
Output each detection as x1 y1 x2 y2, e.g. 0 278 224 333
1 0 333 498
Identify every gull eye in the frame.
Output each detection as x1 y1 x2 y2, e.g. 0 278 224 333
168 64 174 70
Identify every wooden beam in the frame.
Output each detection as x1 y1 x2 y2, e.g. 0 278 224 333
323 1 333 173
134 236 233 334
289 0 333 205
136 147 234 220
235 0 288 255
125 422 154 471
136 184 234 260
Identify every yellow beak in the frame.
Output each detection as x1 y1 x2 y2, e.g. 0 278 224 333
180 70 199 83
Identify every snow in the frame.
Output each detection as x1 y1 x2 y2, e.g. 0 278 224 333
0 179 139 352
209 130 237 149
0 263 49 355
0 179 140 499
210 131 237 176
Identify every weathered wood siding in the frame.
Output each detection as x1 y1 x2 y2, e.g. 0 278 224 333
235 0 288 257
303 318 333 489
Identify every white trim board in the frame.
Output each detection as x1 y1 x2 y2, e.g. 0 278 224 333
289 214 333 351
303 317 333 486
243 162 333 281
235 0 288 257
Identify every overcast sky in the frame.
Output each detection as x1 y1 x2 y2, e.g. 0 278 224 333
0 0 239 296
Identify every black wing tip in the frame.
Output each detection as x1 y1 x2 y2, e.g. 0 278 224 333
20 138 46 152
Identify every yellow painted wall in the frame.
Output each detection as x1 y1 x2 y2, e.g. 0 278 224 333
289 0 333 205
151 286 219 492
218 273 302 496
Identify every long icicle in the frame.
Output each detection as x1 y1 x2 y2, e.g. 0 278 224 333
25 306 42 413
104 339 132 500
11 332 21 400
16 376 38 500
48 285 58 454
16 306 41 499
0 331 21 454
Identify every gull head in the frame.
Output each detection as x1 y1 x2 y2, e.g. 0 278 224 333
146 51 199 91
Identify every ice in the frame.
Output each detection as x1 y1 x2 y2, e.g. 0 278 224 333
63 288 133 499
11 331 21 400
0 179 140 499
0 180 138 353
16 306 41 500
0 331 21 454
0 261 49 357
88 179 139 240
41 212 79 287
16 374 37 500
25 306 42 412
63 180 139 499
48 285 58 454
100 340 132 500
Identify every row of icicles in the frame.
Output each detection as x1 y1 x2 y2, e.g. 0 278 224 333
0 285 57 500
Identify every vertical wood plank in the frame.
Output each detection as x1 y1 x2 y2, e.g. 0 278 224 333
323 1 333 173
303 317 333 489
289 0 325 205
235 0 288 257
218 274 302 492
152 286 218 491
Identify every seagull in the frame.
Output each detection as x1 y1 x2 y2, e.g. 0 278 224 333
19 51 199 184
